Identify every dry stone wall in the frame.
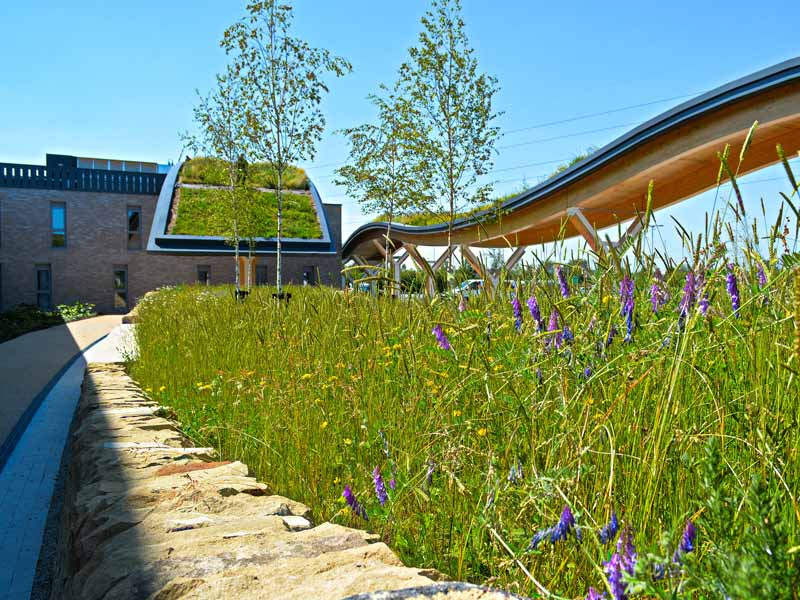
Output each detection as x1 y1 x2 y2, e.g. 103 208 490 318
51 363 526 600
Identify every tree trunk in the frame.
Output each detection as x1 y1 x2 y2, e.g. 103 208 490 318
276 168 283 297
385 197 394 294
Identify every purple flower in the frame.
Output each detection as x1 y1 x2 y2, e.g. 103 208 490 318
536 367 543 385
606 324 618 347
624 309 634 342
547 310 562 350
563 325 574 344
698 292 710 316
586 587 606 600
726 264 740 317
584 366 592 379
618 525 637 576
551 505 577 543
679 271 697 318
650 269 669 314
696 271 709 317
620 276 635 317
679 519 696 554
598 511 619 544
650 283 661 313
432 324 451 351
458 295 467 313
372 466 389 506
527 526 553 551
512 296 522 332
527 295 543 331
389 477 397 491
556 265 570 298
342 485 368 520
604 552 628 600
507 460 524 484
757 263 768 288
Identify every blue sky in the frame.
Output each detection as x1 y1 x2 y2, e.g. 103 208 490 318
1 0 798 259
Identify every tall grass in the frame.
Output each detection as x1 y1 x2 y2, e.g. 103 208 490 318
131 139 800 598
130 262 798 597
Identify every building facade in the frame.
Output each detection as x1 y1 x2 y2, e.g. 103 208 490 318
0 154 342 313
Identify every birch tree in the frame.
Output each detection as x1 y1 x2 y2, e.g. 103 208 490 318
400 0 501 270
222 1 351 298
183 69 251 293
334 86 429 279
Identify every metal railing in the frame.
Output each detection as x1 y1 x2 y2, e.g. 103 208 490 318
0 162 165 195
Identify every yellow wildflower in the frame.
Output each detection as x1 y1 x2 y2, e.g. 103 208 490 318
343 438 353 446
320 421 328 430
158 385 166 393
477 427 488 437
301 373 313 381
452 409 462 417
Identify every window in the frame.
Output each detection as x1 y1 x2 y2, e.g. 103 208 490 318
197 265 210 285
113 266 128 310
255 265 268 286
51 202 66 247
302 266 316 286
36 264 52 311
127 206 142 250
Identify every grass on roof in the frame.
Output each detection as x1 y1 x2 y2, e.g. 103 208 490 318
171 187 322 239
180 157 310 191
374 198 509 227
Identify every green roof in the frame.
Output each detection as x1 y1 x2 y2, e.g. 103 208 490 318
179 157 310 190
170 186 322 239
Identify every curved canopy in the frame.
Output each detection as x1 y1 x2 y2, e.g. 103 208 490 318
343 57 800 262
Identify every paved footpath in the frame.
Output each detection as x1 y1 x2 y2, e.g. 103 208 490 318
0 315 121 462
0 318 127 599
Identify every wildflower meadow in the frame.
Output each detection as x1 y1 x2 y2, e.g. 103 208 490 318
130 166 800 599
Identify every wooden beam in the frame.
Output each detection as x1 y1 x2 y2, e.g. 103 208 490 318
504 246 527 272
566 207 602 253
431 246 456 271
403 243 436 297
371 239 388 258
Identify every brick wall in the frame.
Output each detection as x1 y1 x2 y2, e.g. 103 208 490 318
0 189 342 314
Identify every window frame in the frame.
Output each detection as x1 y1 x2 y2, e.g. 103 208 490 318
113 265 128 311
50 202 66 248
127 205 142 250
197 265 211 286
36 264 52 311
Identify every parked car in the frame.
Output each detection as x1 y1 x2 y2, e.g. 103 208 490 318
457 279 484 297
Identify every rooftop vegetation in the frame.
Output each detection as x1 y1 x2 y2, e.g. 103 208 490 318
171 186 321 239
179 156 310 191
372 149 598 227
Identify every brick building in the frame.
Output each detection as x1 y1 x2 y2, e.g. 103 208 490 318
0 154 342 313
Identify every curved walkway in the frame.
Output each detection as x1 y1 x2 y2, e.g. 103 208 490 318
0 317 124 599
0 315 122 467
344 56 800 261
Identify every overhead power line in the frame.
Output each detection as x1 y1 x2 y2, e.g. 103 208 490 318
501 92 702 135
307 90 705 172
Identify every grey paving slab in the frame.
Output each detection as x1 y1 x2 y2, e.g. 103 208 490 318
0 325 134 599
